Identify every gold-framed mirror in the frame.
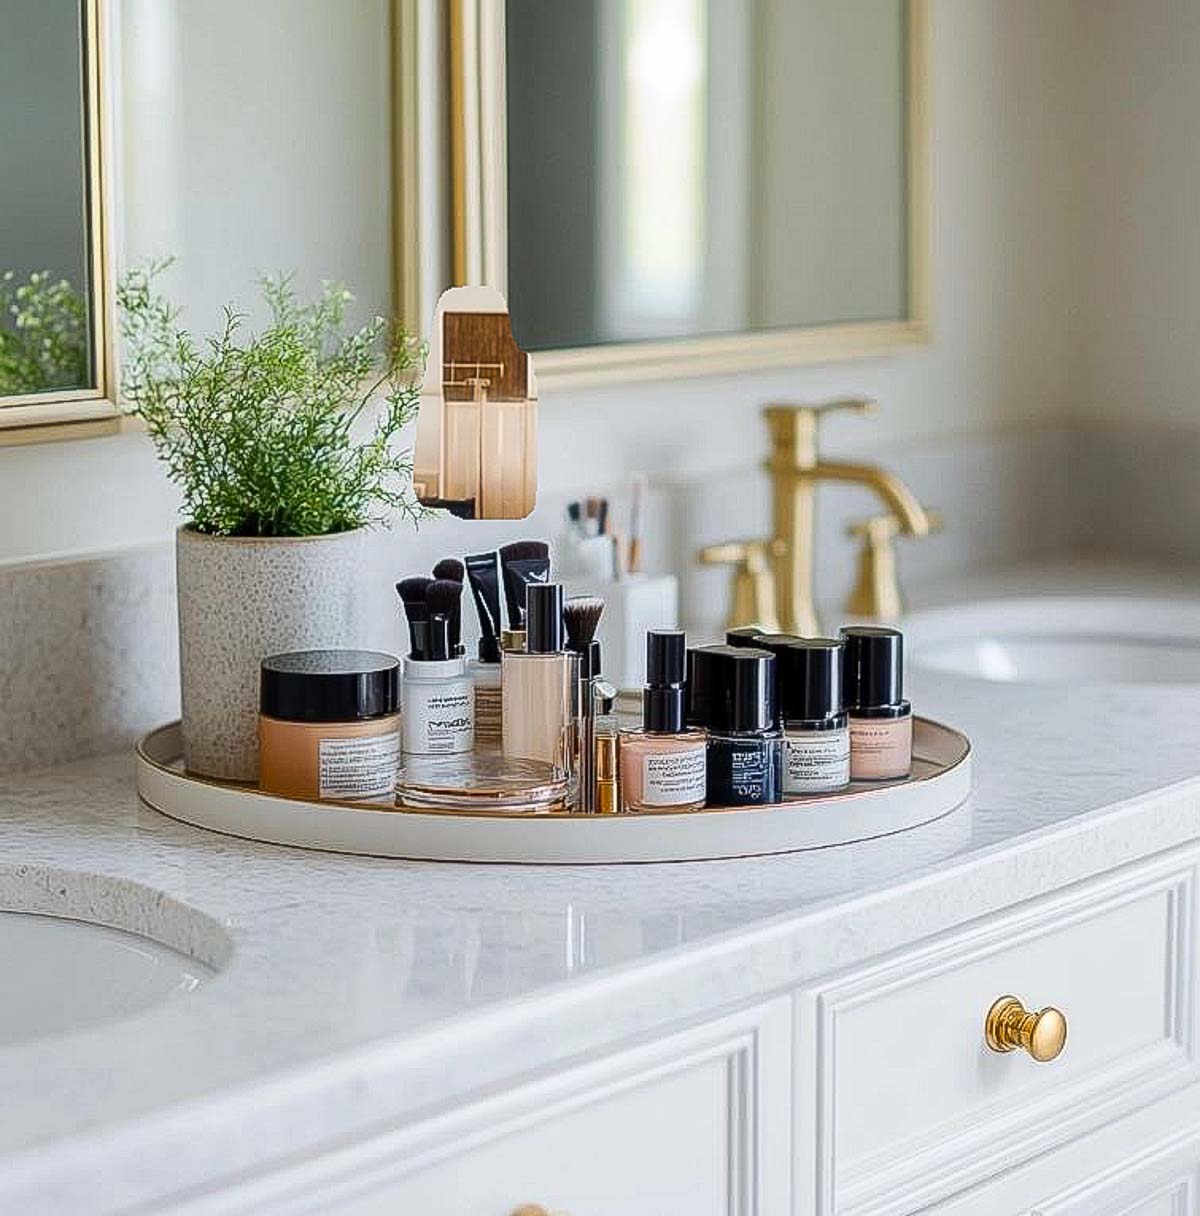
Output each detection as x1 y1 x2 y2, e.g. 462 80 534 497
0 0 116 443
444 0 930 389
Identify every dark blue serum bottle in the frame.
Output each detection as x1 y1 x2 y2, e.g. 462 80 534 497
687 645 783 806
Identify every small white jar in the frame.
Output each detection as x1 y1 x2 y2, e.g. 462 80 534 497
401 656 475 755
779 637 851 795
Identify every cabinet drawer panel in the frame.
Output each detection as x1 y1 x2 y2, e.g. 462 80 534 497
191 998 791 1216
811 857 1196 1214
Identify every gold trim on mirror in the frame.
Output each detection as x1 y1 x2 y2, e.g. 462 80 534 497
0 0 118 442
444 0 931 390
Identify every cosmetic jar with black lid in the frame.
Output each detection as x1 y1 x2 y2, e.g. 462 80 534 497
259 650 401 803
841 625 912 780
780 639 850 794
688 644 783 806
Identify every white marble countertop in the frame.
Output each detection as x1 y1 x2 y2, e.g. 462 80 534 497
6 562 1200 1210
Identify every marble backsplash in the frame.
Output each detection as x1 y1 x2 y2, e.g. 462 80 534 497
0 421 1099 775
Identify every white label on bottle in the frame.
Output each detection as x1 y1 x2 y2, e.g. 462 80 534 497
318 731 400 803
784 728 851 794
642 747 707 807
402 680 475 756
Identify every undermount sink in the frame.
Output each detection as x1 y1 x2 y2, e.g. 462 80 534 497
0 911 213 1048
905 596 1200 685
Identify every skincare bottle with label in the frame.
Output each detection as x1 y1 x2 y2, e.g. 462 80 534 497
401 616 475 756
780 639 850 794
619 631 706 812
841 626 912 781
688 645 783 806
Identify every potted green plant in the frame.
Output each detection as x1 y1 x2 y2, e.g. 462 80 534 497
119 263 425 781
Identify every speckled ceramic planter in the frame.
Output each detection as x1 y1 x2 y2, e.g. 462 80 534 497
176 526 371 781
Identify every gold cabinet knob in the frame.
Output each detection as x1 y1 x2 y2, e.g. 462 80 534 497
985 995 1067 1062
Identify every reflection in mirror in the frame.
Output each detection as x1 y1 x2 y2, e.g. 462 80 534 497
505 0 909 353
414 288 539 521
0 0 92 397
119 0 393 339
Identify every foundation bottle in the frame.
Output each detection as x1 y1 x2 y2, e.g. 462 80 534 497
841 626 912 781
619 631 706 812
780 639 850 795
502 582 576 775
688 645 783 806
258 650 400 803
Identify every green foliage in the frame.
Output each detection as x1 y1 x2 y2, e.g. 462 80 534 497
0 270 89 395
118 261 427 537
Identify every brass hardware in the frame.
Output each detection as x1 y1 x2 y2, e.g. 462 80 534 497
985 995 1067 1063
511 1207 568 1216
702 401 935 634
698 539 785 631
845 509 943 621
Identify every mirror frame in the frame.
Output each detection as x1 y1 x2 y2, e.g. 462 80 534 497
444 0 930 389
0 0 117 444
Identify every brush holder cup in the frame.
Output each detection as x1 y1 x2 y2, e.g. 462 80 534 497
558 574 678 689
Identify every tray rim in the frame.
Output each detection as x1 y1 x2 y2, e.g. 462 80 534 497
135 719 972 865
136 717 969 821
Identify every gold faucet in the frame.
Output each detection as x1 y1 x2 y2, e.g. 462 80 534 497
702 400 935 635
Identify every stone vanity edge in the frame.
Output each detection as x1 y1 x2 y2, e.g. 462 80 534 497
4 773 1199 1212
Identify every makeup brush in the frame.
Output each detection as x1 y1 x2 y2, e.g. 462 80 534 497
396 576 432 659
425 578 463 662
432 558 465 653
498 540 550 629
432 557 464 583
563 595 605 813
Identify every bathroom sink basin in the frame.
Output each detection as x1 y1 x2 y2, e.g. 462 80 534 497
906 597 1200 685
0 911 211 1047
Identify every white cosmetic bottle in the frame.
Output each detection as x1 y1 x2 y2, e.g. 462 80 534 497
402 616 475 756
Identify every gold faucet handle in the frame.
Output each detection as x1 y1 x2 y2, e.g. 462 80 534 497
843 509 941 622
766 397 876 420
846 508 943 544
698 538 784 569
698 539 783 632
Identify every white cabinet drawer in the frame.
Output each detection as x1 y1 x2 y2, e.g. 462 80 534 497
190 998 791 1216
799 853 1198 1215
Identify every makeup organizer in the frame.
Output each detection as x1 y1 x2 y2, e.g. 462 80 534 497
137 717 969 864
137 539 972 864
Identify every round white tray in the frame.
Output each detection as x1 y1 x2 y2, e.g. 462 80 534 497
136 719 971 864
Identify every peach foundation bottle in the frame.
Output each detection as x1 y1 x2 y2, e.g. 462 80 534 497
619 631 706 812
258 650 401 803
841 626 912 781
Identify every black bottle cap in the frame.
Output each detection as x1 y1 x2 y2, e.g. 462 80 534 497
260 650 400 722
841 626 904 710
725 626 766 648
686 644 777 733
526 582 564 654
747 632 801 654
780 638 844 723
644 630 686 733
